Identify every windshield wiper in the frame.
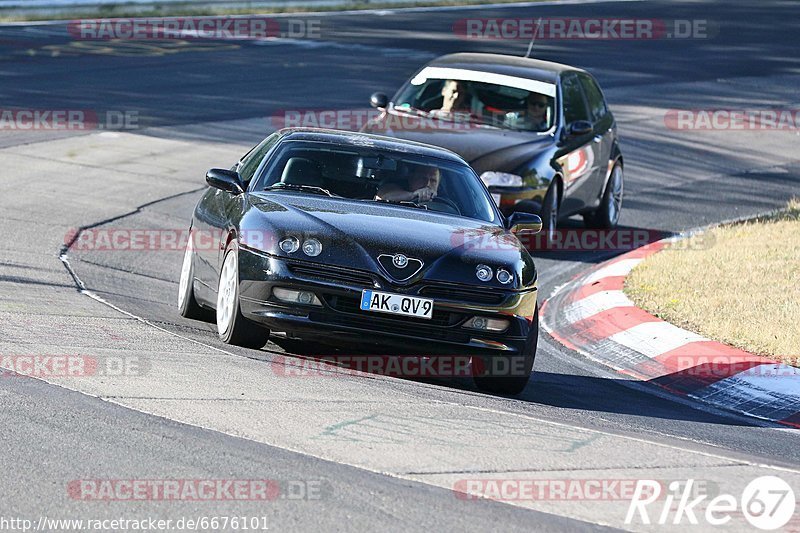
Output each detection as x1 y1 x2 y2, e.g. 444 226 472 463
394 105 431 118
377 199 429 211
264 183 336 197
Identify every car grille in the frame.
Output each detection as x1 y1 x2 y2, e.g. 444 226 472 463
310 309 471 342
418 285 506 305
323 294 465 328
288 263 376 287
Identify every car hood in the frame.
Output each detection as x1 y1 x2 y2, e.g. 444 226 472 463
243 192 535 288
364 110 552 173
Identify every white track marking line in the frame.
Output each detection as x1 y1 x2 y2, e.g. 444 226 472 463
700 364 800 398
608 321 708 358
563 290 632 323
583 258 643 284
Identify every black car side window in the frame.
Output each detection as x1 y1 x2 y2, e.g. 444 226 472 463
579 74 608 122
561 74 590 125
238 133 280 183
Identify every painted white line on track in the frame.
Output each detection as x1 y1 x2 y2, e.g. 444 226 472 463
583 258 642 284
608 321 708 359
563 290 632 323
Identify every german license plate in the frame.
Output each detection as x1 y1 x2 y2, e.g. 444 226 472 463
360 289 434 319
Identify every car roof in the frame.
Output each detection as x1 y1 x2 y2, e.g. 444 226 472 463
276 128 467 164
427 53 585 84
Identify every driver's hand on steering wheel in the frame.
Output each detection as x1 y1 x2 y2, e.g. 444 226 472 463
413 186 436 202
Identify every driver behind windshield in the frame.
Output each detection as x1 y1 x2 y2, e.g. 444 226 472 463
430 80 471 116
376 164 440 203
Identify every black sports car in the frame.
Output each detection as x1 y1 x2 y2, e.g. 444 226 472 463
364 53 624 239
178 129 542 394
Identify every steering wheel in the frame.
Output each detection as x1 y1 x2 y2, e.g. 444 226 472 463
426 196 461 215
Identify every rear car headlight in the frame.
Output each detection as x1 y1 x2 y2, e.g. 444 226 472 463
496 269 513 285
302 238 322 257
463 316 510 332
280 236 300 253
480 171 523 188
273 287 322 306
476 264 493 282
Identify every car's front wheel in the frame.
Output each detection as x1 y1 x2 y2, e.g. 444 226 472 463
584 162 623 228
216 242 271 349
177 238 207 320
472 306 538 396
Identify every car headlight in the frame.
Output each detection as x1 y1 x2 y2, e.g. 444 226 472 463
302 238 322 257
496 268 513 285
279 236 300 253
480 171 523 188
476 264 493 282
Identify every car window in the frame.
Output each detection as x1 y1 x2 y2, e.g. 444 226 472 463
238 133 279 183
393 74 557 132
561 75 590 124
578 74 608 122
252 141 499 224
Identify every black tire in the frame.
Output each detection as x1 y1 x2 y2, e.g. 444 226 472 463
540 183 560 244
473 306 538 396
583 162 623 229
177 240 207 320
216 243 271 349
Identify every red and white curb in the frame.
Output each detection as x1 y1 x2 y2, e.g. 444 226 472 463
540 239 800 428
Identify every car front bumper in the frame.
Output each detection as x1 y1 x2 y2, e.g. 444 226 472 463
237 246 538 355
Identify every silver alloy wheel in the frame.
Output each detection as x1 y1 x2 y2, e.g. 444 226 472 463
217 250 238 336
607 165 623 226
177 242 193 309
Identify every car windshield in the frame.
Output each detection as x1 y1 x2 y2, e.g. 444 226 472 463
393 68 557 132
253 141 499 224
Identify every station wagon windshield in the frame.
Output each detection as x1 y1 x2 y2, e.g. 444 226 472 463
394 67 558 132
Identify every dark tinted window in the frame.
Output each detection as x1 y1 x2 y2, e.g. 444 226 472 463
561 75 590 124
393 77 557 132
252 141 499 223
579 74 608 122
238 133 279 183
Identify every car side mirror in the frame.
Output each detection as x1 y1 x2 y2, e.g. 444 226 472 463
507 212 542 234
567 120 593 137
370 92 389 109
206 168 244 194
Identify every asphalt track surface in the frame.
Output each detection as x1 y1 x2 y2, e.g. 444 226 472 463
1 1 800 531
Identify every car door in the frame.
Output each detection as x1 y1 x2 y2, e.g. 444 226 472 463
578 73 615 205
193 134 280 303
555 72 601 214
